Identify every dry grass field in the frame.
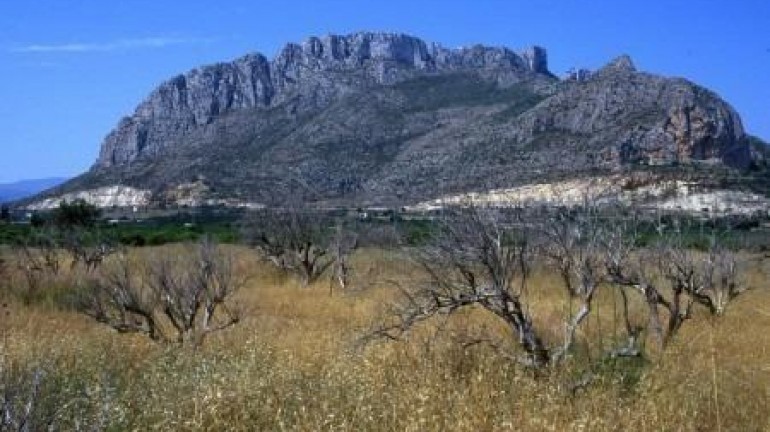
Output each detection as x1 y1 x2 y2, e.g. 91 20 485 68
1 246 769 431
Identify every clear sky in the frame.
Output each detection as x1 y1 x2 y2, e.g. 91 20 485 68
0 0 768 183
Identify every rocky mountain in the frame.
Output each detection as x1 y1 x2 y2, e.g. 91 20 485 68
32 32 768 210
96 33 550 169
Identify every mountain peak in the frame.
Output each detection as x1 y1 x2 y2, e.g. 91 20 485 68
601 55 637 73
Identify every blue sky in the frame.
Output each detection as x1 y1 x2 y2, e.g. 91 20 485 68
0 0 768 183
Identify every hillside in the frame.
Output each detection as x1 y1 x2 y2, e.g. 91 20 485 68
28 32 767 210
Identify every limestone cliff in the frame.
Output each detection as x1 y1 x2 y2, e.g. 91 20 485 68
97 32 548 168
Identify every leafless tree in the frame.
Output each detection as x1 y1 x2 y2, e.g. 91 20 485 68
79 237 242 347
147 236 241 345
11 230 63 301
536 205 614 362
605 217 746 348
329 223 358 293
365 201 751 372
243 208 335 287
62 228 118 273
658 232 745 317
14 230 61 271
365 206 553 367
79 253 161 340
365 203 642 367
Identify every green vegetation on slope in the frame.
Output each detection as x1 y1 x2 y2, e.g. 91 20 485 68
393 73 545 113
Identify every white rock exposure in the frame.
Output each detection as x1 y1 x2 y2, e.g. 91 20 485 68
26 184 266 211
26 186 152 210
654 191 770 214
409 176 770 215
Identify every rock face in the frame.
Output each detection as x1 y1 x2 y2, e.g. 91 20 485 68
97 32 546 168
506 56 749 168
48 31 761 208
522 46 549 75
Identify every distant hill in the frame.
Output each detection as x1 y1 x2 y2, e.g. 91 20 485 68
26 32 770 211
0 178 68 204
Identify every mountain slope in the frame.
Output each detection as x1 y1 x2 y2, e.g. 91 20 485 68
0 177 67 204
34 32 761 209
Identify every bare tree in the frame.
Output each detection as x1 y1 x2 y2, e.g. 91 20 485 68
329 223 358 293
537 205 612 362
79 253 161 340
11 230 63 302
243 208 335 287
366 202 750 372
366 203 643 367
148 237 241 345
605 216 746 348
10 227 117 304
365 206 552 367
79 237 242 347
659 233 745 317
62 228 118 273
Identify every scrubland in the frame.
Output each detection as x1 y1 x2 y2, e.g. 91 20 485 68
0 245 769 431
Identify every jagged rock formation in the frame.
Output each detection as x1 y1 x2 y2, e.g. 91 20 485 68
38 32 764 208
97 32 548 168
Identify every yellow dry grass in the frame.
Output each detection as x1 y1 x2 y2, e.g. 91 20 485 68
1 246 769 431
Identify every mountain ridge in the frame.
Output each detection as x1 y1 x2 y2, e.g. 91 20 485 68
30 32 766 211
96 32 551 169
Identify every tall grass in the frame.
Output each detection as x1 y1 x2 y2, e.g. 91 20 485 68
0 247 768 430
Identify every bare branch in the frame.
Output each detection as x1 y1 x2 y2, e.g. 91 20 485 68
78 237 243 347
536 205 607 362
329 223 358 293
78 253 160 340
364 205 550 367
243 208 335 286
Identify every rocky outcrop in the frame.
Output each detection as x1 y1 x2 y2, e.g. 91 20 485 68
97 32 549 168
505 55 750 169
98 53 275 166
522 46 549 75
664 103 746 165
